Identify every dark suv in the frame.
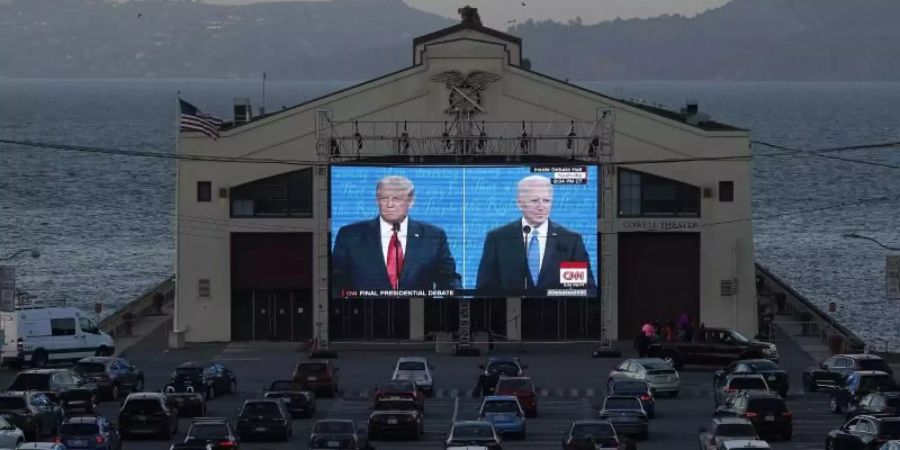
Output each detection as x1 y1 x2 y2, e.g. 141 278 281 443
826 415 900 450
57 415 121 450
172 417 240 450
714 391 792 440
803 354 893 392
293 361 339 397
118 393 178 439
73 357 144 401
171 362 237 400
829 371 898 413
7 369 97 412
0 391 63 440
235 399 292 441
715 359 790 398
263 380 316 418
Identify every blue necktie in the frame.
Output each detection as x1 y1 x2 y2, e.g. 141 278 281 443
528 230 540 286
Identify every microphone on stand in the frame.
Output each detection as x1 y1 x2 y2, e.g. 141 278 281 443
522 225 532 291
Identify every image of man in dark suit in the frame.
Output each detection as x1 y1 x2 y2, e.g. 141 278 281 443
331 175 461 295
476 175 595 293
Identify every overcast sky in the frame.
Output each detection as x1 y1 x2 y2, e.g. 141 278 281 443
191 0 731 28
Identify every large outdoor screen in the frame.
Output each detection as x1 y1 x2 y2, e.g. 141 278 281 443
330 165 598 298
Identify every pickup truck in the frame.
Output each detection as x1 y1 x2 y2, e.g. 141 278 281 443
647 327 778 370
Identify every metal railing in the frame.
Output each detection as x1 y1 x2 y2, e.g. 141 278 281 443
100 275 175 338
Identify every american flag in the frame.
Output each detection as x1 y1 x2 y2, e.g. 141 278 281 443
179 99 223 139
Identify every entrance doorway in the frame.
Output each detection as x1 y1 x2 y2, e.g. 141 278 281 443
329 299 410 340
231 290 313 341
521 298 602 340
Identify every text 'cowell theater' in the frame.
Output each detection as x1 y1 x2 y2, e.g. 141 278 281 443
174 7 757 346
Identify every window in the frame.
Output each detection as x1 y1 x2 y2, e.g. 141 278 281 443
719 181 734 202
197 181 212 202
51 318 76 336
618 169 700 217
79 317 98 334
230 169 313 218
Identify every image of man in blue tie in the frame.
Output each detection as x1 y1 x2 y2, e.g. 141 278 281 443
475 175 595 294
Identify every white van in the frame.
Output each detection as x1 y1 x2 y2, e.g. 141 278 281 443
0 307 115 367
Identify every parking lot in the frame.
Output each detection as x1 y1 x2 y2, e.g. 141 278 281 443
0 325 848 450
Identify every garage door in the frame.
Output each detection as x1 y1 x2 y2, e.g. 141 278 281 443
618 233 700 340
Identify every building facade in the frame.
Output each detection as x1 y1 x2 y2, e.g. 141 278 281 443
174 9 756 345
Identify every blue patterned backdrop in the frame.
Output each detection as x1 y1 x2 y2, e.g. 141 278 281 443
330 165 599 291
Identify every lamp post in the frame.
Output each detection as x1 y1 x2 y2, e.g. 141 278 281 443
0 249 40 261
841 233 900 251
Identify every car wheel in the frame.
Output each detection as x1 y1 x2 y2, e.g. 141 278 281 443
804 375 817 392
31 349 49 368
110 384 121 401
135 378 145 393
829 396 842 413
96 346 111 356
827 438 835 450
607 379 615 392
208 386 216 400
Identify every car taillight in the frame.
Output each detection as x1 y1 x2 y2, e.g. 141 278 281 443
724 388 736 393
782 411 792 417
16 338 23 351
95 435 106 445
745 412 759 419
219 440 236 447
52 437 61 443
640 395 651 401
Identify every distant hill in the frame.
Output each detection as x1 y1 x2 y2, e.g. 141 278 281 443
1 0 899 80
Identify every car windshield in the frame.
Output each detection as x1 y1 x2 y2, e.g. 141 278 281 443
61 423 99 435
748 398 787 413
122 399 162 413
729 378 767 390
314 421 354 434
858 359 891 372
241 402 280 417
270 381 304 391
860 375 896 390
604 398 641 410
497 379 532 391
488 362 520 375
728 330 751 343
881 422 900 438
613 381 648 393
571 423 615 438
639 360 672 370
379 380 415 392
716 424 757 436
747 361 779 371
73 362 107 374
0 397 26 409
375 400 416 411
397 361 426 371
297 363 327 374
9 373 51 390
482 400 519 413
189 423 228 439
453 424 493 438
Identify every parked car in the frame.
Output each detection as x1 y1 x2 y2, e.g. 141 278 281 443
235 399 291 441
444 420 502 450
477 395 526 439
648 327 778 369
392 357 434 396
118 392 178 440
72 357 144 401
7 369 98 412
15 443 66 450
0 416 25 449
374 379 423 411
0 307 115 368
717 440 771 450
607 380 655 418
879 441 900 450
714 374 771 407
561 420 619 450
0 391 63 440
803 354 893 392
829 371 899 413
698 417 760 450
826 415 900 450
293 361 339 397
55 415 121 450
477 356 526 397
714 391 792 440
171 417 240 450
308 419 369 450
594 395 648 440
368 397 423 441
845 391 900 420
715 359 790 397
263 380 316 418
162 382 207 417
607 358 680 398
171 362 237 400
494 377 538 418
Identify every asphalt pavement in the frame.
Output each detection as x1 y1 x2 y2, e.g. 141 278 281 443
0 324 848 450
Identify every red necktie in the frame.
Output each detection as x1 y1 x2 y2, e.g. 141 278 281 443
387 230 404 289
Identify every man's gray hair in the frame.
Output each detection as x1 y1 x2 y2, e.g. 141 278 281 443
516 175 552 197
376 175 415 198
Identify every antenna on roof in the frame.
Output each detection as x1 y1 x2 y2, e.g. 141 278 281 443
260 72 267 116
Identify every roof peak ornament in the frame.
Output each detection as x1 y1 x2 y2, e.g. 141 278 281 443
430 70 501 116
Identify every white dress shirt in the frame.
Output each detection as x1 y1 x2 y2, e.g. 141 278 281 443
521 218 548 272
380 216 408 265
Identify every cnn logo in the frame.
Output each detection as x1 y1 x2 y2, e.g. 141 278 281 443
559 262 588 286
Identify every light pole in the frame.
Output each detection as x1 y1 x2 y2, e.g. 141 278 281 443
0 249 40 261
841 233 900 251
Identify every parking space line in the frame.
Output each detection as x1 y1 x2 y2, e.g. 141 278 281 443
435 389 445 398
570 388 579 397
555 388 564 397
586 388 595 397
464 388 474 398
449 388 459 398
541 388 549 397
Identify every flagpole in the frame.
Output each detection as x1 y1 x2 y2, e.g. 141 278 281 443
262 72 267 115
173 91 181 338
